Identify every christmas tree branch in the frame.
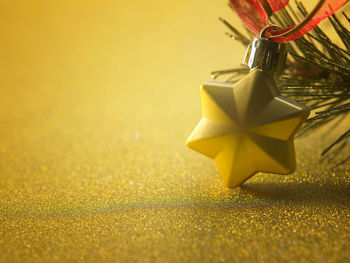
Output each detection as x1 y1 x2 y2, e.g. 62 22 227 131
214 2 350 165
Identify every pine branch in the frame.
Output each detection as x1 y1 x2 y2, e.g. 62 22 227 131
214 3 350 165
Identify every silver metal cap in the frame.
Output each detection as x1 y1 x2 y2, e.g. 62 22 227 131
243 35 287 76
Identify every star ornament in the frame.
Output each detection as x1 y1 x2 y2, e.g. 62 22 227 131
187 69 310 188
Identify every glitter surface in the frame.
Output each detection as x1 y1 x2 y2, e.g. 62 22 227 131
0 1 350 262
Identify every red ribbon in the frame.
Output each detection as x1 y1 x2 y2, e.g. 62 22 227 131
230 0 349 42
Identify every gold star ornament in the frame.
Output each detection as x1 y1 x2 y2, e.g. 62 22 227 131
187 69 310 188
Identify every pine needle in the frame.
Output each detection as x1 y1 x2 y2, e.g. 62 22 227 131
212 3 350 165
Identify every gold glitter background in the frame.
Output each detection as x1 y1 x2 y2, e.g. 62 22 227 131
0 0 349 262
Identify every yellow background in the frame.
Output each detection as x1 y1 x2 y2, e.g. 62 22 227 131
1 1 349 262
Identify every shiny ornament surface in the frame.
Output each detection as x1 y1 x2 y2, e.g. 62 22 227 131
187 69 309 188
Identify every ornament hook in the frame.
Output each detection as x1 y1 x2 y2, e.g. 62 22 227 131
259 24 280 39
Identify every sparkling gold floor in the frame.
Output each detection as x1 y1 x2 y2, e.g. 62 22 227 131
1 1 350 262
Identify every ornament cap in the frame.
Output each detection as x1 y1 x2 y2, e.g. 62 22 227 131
243 34 287 77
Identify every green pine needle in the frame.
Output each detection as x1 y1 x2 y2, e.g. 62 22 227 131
213 2 350 165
